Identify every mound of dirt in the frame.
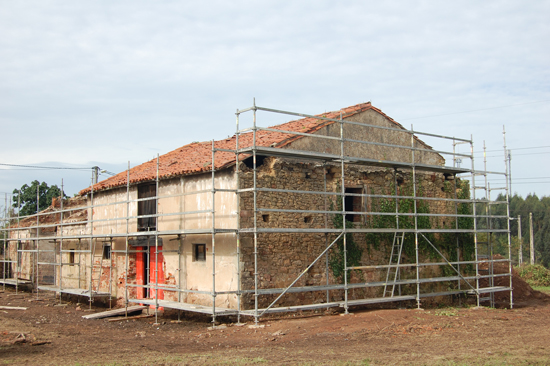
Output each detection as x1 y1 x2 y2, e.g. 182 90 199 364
479 257 550 306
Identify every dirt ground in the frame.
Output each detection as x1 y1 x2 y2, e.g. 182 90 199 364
1 284 550 366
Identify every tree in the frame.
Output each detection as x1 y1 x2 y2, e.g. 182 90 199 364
12 180 67 217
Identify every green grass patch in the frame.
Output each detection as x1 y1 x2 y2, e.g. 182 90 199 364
531 285 550 294
515 264 550 286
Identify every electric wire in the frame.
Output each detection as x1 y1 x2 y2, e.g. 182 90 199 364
0 163 91 170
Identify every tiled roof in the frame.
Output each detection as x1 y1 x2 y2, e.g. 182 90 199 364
79 102 417 195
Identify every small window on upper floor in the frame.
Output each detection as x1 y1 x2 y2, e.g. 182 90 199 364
193 244 206 262
103 245 111 260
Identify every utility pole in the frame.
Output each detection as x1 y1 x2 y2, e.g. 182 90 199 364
529 212 534 265
92 166 99 185
507 149 512 196
518 215 522 265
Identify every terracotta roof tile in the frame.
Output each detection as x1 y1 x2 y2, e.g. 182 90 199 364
79 102 417 195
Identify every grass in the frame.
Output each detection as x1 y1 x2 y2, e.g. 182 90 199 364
532 285 550 294
515 264 550 287
435 308 459 317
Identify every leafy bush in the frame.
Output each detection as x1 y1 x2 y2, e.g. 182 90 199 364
516 264 550 287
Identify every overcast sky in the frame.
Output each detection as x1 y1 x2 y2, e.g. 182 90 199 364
1 0 549 210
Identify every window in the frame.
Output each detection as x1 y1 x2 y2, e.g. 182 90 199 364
103 245 111 260
69 249 75 264
344 187 365 223
138 183 157 231
193 244 206 262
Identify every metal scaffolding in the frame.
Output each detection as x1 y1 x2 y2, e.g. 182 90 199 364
0 102 513 325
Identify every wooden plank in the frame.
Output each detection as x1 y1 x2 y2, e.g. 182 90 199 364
82 305 146 320
0 306 27 310
107 314 154 322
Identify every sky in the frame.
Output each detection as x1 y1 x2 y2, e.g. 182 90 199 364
0 0 549 213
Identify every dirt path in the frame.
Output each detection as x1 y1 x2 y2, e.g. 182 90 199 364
1 288 550 365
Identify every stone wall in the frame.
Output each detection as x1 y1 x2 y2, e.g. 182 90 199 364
238 157 461 309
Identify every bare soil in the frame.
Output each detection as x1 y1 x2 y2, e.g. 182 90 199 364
1 282 550 365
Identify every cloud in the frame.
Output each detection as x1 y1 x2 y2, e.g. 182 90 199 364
0 0 549 197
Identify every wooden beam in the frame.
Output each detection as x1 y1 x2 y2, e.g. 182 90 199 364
82 305 146 320
107 314 154 322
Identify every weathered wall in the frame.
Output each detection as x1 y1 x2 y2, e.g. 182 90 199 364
73 170 240 306
238 157 458 309
284 109 444 166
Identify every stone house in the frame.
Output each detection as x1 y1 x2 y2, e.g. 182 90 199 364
5 102 469 315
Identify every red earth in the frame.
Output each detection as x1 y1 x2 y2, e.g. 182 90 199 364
1 274 550 365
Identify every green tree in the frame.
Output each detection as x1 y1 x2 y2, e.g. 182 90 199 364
12 180 67 217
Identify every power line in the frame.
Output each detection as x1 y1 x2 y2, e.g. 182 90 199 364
401 99 550 121
0 163 91 170
476 151 550 158
492 177 550 181
474 145 550 154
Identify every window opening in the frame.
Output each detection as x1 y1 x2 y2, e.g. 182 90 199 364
69 249 75 264
243 155 266 169
138 183 157 232
262 214 269 222
344 187 363 223
194 244 206 262
103 245 111 260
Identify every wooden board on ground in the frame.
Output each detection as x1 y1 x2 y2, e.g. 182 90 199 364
82 305 146 320
0 306 27 310
107 314 154 322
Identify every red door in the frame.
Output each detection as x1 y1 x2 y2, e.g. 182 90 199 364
149 246 164 300
136 246 164 300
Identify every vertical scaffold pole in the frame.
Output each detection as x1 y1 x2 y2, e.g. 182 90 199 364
235 109 242 324
125 162 130 316
340 111 348 314
211 139 217 325
394 168 401 296
411 125 420 309
252 98 259 324
16 193 21 294
2 194 6 291
59 180 64 302
88 169 95 309
324 162 329 305
453 172 460 298
484 142 494 307
470 136 480 307
36 184 39 300
503 126 513 309
154 154 159 324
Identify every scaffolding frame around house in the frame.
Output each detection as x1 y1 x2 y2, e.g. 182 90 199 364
0 102 513 325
